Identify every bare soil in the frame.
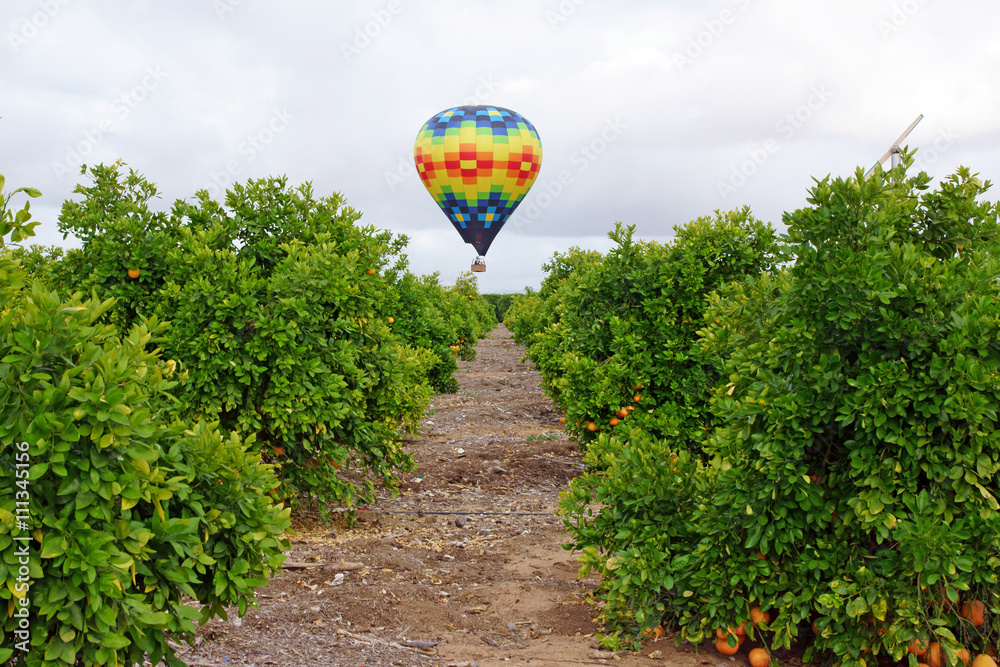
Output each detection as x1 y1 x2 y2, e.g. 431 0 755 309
173 325 724 667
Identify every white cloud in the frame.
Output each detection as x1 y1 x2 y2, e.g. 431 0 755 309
4 0 1000 292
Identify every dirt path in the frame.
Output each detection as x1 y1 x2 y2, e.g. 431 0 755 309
176 325 714 667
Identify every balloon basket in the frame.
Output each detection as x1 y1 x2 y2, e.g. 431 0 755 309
470 263 486 272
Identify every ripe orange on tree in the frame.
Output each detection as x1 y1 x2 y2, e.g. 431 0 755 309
750 607 770 627
928 643 943 667
127 268 140 279
954 649 971 666
586 422 597 432
634 394 642 402
961 600 986 626
609 417 619 426
387 317 394 324
716 637 739 656
366 268 376 275
972 654 998 667
908 639 929 656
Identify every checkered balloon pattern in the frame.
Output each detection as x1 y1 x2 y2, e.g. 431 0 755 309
413 105 542 256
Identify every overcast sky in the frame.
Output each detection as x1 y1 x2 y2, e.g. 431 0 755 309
5 1 1000 293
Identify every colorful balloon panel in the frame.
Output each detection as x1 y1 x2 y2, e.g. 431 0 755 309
414 105 542 256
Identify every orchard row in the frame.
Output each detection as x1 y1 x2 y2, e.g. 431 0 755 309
506 153 1000 667
0 163 495 665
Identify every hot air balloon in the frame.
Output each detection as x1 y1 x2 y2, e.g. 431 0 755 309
413 105 542 271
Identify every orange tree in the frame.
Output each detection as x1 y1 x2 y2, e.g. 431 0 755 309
524 211 777 650
47 164 438 510
522 210 778 449
0 173 289 665
552 155 1000 665
686 157 1000 666
387 271 497 393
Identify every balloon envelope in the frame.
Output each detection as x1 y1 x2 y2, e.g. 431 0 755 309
413 105 542 256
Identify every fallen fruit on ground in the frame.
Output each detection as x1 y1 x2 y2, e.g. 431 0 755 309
748 647 770 667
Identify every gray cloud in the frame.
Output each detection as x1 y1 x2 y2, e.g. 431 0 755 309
4 1 999 291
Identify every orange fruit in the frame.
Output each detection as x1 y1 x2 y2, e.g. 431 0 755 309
928 643 943 667
586 422 597 432
387 317 394 324
716 638 739 656
366 268 376 275
558 416 566 424
634 394 642 402
972 655 998 667
961 600 986 626
909 639 929 656
956 650 971 666
617 409 628 419
609 417 619 427
756 551 767 560
272 446 284 456
643 625 664 640
749 647 770 667
127 268 140 279
750 607 770 627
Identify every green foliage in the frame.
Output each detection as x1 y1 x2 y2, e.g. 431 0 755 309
689 157 1000 665
0 173 41 248
152 173 434 510
50 162 184 332
0 173 289 665
524 211 778 449
534 155 1000 663
389 272 495 393
33 162 489 510
482 293 516 322
0 173 42 318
